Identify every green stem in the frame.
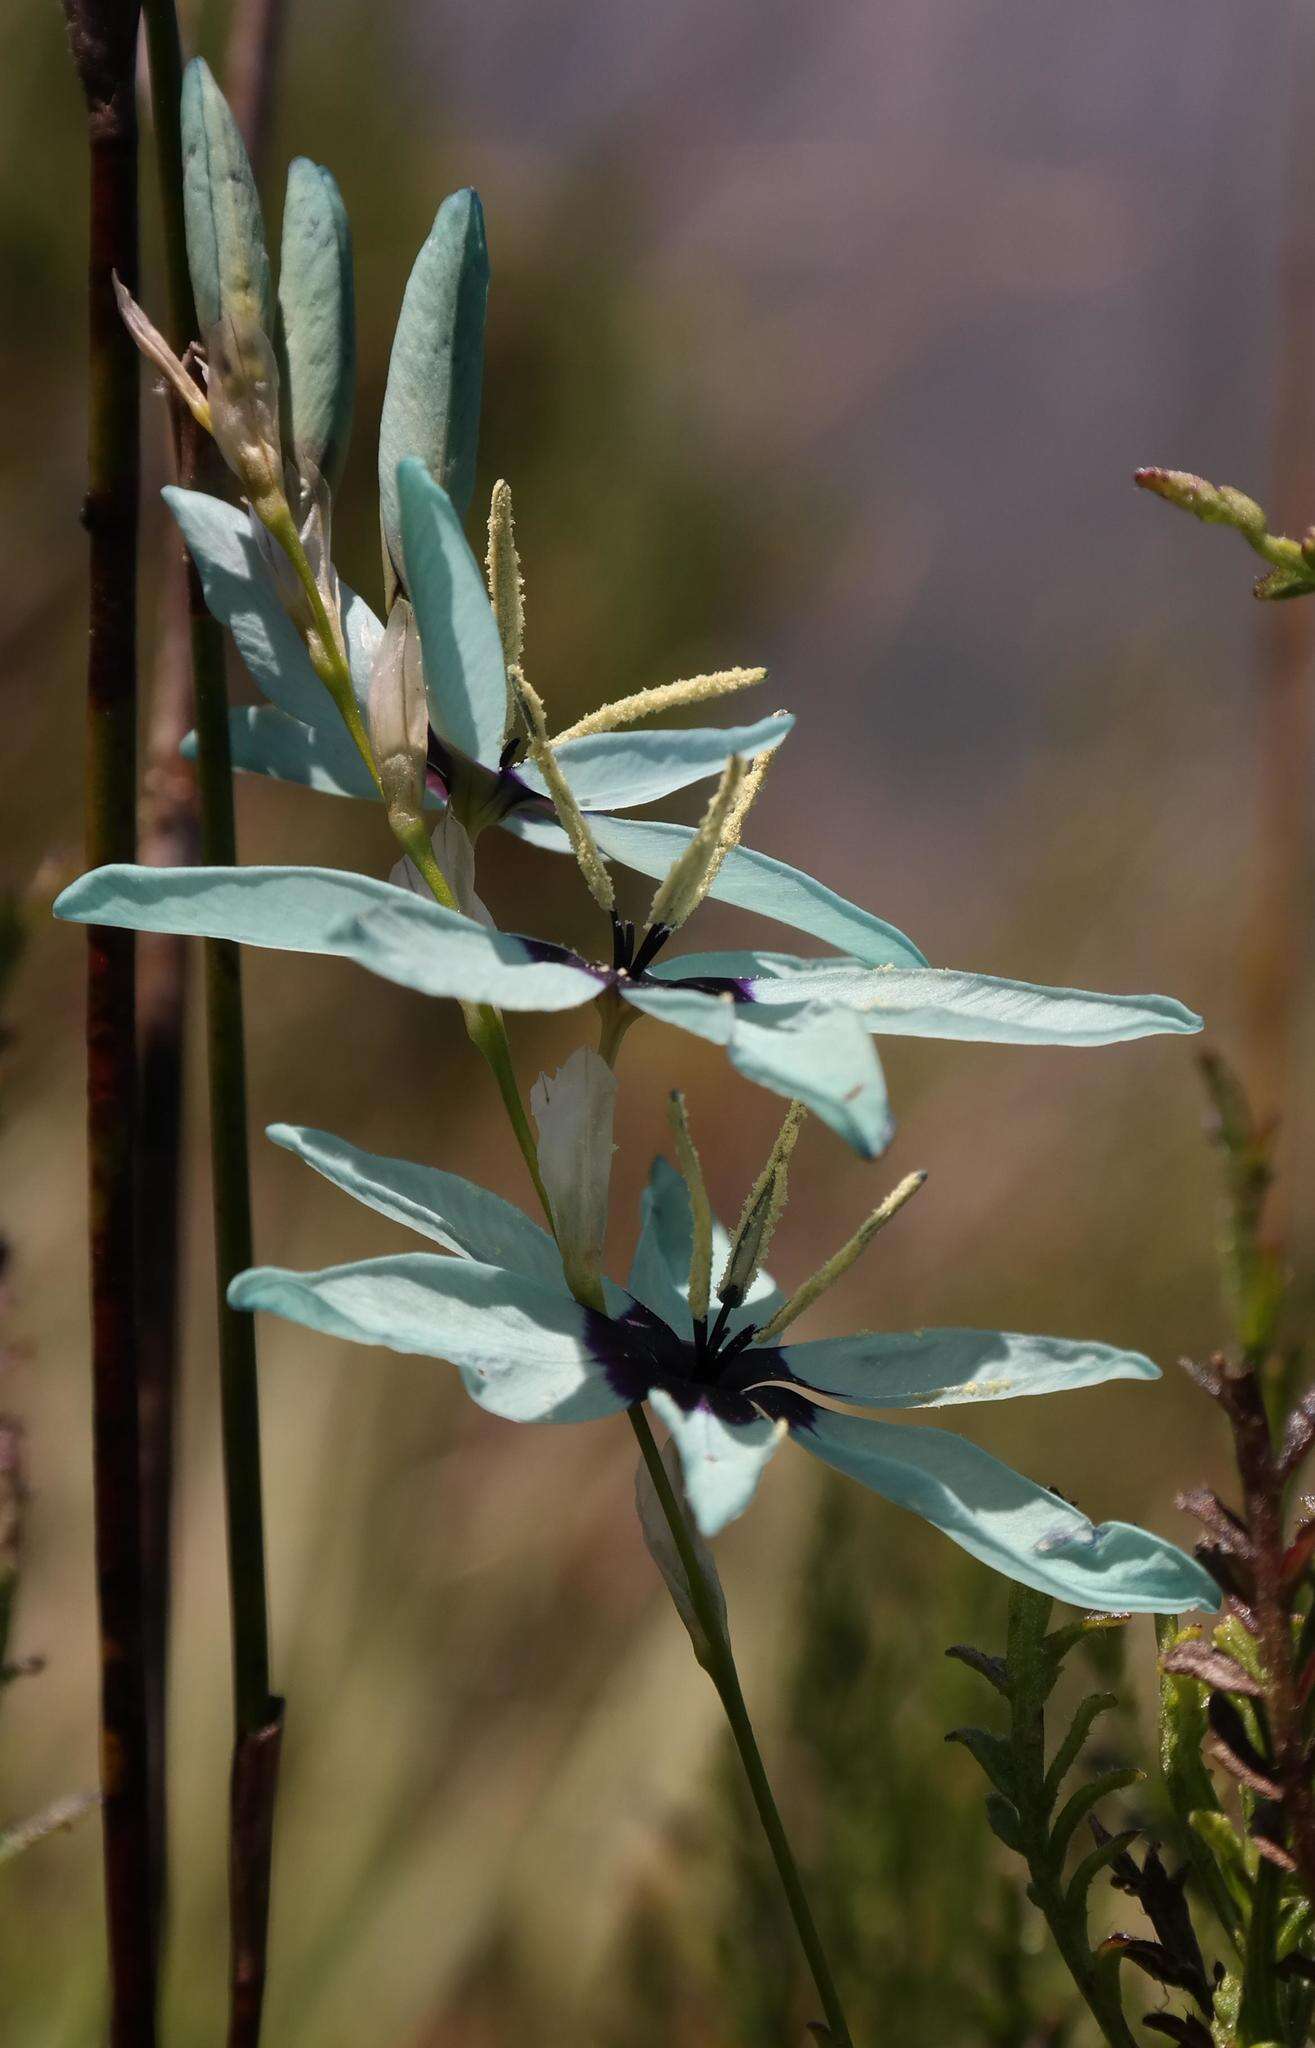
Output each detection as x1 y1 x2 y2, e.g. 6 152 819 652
628 1407 855 2045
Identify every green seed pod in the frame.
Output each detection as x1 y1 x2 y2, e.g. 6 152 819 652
181 57 272 338
379 188 488 589
276 158 356 494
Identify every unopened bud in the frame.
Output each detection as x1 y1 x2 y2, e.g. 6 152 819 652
369 599 429 827
206 314 285 514
1134 467 1267 540
181 58 273 337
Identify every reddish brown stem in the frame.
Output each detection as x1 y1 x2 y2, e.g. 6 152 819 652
1219 1362 1315 1905
62 0 156 2037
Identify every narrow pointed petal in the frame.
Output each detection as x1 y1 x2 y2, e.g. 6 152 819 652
398 461 508 767
53 864 604 1012
649 1387 787 1537
164 488 381 723
737 960 1202 1045
795 1409 1220 1612
229 1255 622 1422
778 1328 1159 1408
379 188 488 574
502 809 929 968
627 1157 783 1338
526 716 794 810
197 705 380 798
624 984 893 1158
628 1157 698 1333
276 158 355 492
267 1123 565 1291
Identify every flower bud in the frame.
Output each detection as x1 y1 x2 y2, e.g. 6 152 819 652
369 599 429 828
206 313 285 515
530 1047 618 1307
389 813 494 927
277 157 356 495
181 58 273 338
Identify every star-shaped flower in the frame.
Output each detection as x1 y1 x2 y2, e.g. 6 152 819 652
223 1113 1217 1613
53 861 1200 1157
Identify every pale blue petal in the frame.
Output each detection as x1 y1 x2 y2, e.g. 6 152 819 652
330 891 602 1012
267 1123 565 1292
626 1157 783 1338
649 1388 787 1537
526 716 794 810
732 961 1203 1044
164 488 382 722
229 1255 622 1423
623 984 893 1158
53 864 603 1013
194 705 379 799
503 809 928 968
777 1329 1159 1408
627 1158 697 1332
795 1409 1220 1612
398 460 507 768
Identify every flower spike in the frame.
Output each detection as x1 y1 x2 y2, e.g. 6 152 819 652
486 478 524 743
753 1170 927 1344
514 674 614 911
666 1091 714 1323
647 756 747 931
554 667 766 744
718 1100 805 1311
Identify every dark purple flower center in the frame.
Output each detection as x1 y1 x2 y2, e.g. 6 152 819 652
585 1299 814 1429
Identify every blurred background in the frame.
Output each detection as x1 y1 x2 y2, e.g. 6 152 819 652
2 0 1311 2039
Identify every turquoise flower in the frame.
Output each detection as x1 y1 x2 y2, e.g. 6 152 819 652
224 1118 1218 1613
53 862 1200 1158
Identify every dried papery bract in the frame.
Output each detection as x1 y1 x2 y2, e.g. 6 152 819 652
531 1048 618 1310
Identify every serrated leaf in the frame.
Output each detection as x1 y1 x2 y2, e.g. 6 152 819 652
379 188 488 591
1043 1691 1117 1812
945 1725 1016 1800
1050 1768 1143 1863
1064 1826 1140 1916
985 1793 1024 1855
945 1642 1010 1695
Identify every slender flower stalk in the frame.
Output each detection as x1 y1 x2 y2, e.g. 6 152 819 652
139 6 283 2038
629 1407 855 2044
61 0 156 2038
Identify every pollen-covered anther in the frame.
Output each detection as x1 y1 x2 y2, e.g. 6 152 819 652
553 666 767 745
752 1169 928 1344
515 673 615 913
646 755 748 932
718 1100 806 1310
486 480 524 742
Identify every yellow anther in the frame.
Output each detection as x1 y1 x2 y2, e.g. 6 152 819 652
553 668 766 745
717 1101 806 1307
515 674 614 912
486 479 524 740
752 1172 927 1345
646 756 746 931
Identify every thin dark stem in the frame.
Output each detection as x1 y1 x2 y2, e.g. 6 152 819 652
1212 1358 1315 1918
62 0 156 2038
224 0 288 175
628 1407 855 2045
135 570 196 1941
140 5 283 2037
